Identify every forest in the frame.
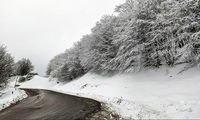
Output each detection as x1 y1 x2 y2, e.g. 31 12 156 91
47 0 200 82
0 45 34 86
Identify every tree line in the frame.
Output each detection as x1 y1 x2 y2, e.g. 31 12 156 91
0 45 34 85
47 0 200 82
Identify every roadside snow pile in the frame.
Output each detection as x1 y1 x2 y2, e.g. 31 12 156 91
20 65 200 119
0 88 27 111
0 77 27 111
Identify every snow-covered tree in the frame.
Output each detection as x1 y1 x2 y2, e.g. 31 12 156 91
58 44 85 81
47 0 200 79
46 52 68 76
80 15 119 73
107 0 164 72
79 35 95 71
14 58 34 76
47 43 85 81
0 45 14 85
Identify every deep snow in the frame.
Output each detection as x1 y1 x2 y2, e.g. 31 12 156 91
16 65 200 119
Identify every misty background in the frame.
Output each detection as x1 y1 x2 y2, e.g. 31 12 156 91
0 0 124 76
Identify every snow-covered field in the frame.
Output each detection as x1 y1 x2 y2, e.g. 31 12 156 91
18 65 200 119
0 79 27 111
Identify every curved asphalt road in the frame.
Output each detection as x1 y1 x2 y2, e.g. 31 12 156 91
0 89 101 120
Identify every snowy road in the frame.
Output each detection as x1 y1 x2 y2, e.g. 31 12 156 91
0 89 101 120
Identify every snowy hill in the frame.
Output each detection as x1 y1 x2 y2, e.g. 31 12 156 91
19 65 200 119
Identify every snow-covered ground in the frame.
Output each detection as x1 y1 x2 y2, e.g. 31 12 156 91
0 78 27 111
19 65 200 119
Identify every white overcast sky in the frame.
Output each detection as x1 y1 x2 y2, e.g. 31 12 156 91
0 0 125 76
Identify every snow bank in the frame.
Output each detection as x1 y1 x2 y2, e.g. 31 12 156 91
0 79 27 111
20 76 56 89
20 65 200 119
0 77 27 111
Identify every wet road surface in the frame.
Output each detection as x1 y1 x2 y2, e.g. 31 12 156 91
0 89 101 120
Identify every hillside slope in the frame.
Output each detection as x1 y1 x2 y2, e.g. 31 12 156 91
20 65 200 119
